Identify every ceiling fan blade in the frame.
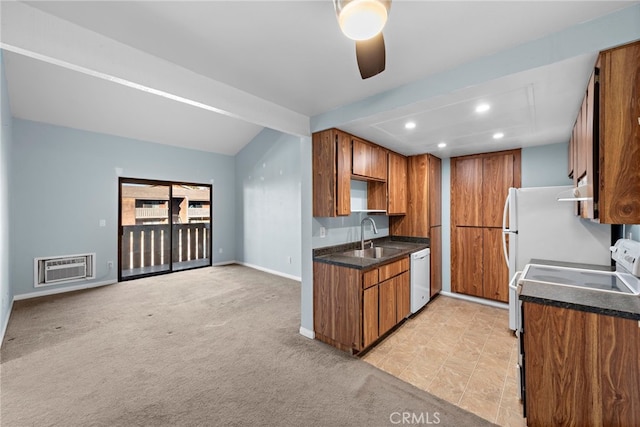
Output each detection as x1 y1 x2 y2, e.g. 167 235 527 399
355 32 386 79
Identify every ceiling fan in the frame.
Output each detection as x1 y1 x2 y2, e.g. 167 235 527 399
333 0 392 79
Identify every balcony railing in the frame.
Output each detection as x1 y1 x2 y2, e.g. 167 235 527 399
135 207 168 219
187 207 210 218
121 223 211 276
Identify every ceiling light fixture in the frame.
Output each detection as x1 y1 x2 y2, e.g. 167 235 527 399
336 0 389 41
493 132 505 139
438 142 447 148
475 103 490 113
405 121 416 130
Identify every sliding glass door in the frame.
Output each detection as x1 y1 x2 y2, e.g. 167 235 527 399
119 179 212 281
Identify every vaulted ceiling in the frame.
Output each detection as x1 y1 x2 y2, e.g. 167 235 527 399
2 1 639 157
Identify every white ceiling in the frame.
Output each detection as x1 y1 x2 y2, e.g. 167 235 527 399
2 1 638 156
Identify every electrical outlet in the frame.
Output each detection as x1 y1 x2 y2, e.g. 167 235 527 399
107 261 114 269
320 227 326 238
219 248 223 254
288 256 292 264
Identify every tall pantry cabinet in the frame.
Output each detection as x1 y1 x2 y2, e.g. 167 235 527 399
450 150 521 302
389 154 442 296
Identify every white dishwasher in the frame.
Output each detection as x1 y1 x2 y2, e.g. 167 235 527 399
410 248 430 314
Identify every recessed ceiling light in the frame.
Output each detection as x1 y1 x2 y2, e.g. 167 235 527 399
493 132 505 139
475 103 490 113
405 121 416 130
438 142 447 148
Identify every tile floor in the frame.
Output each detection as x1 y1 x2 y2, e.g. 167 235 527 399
361 295 526 426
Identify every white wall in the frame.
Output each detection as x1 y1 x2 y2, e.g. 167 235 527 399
10 119 237 297
0 51 13 340
235 128 302 280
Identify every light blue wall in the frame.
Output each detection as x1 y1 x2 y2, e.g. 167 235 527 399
0 51 13 338
312 214 389 249
627 225 640 242
11 119 237 297
300 136 313 334
235 128 302 279
521 143 573 188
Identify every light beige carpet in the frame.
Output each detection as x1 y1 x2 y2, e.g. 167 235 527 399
1 265 495 426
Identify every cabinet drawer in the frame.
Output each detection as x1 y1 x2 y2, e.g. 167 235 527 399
379 257 409 282
363 269 379 289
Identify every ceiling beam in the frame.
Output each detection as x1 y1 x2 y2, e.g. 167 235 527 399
0 2 310 138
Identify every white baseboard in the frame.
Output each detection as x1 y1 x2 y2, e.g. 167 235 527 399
0 297 14 348
299 326 315 339
212 260 238 267
439 291 509 310
238 262 301 282
13 279 116 301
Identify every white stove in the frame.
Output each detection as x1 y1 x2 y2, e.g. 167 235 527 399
520 238 640 296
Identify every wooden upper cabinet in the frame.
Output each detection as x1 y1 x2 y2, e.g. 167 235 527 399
451 157 483 226
429 155 442 227
387 152 407 215
312 129 351 217
598 40 640 224
352 137 387 181
482 153 515 227
451 150 521 227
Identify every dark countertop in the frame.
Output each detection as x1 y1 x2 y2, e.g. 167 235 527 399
519 258 640 321
313 236 429 270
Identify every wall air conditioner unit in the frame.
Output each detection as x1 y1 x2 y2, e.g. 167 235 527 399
34 253 96 287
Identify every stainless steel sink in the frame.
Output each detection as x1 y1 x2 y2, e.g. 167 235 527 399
341 247 403 259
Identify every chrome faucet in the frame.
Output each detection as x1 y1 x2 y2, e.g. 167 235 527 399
361 217 379 250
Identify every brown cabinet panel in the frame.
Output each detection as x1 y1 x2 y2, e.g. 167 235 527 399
388 152 408 215
389 154 441 237
313 262 361 350
362 285 379 348
598 314 640 427
363 269 379 289
599 41 640 224
395 272 411 323
523 302 640 427
482 154 514 227
352 137 387 180
378 278 396 335
312 129 351 217
451 227 483 297
379 257 409 282
524 303 599 427
429 155 442 227
430 226 442 298
482 228 508 302
451 157 483 226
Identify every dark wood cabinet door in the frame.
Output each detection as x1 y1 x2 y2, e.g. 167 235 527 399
482 154 514 227
599 41 640 224
451 226 483 297
312 131 337 217
429 155 442 227
387 152 407 215
395 272 411 323
336 131 352 216
352 137 387 181
378 278 396 335
482 228 508 302
451 157 483 226
429 226 442 297
362 285 379 348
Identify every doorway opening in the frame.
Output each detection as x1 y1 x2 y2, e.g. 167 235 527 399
118 178 212 281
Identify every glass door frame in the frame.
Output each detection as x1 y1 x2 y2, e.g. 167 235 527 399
118 177 213 282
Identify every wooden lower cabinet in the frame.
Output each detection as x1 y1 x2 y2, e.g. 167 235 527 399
362 285 379 348
313 257 410 353
451 226 508 302
523 302 640 427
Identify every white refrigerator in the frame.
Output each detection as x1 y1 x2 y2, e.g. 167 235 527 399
502 186 612 330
